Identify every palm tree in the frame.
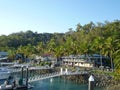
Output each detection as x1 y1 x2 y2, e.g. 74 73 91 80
47 38 56 56
104 37 115 71
36 42 44 55
8 48 16 61
91 36 104 66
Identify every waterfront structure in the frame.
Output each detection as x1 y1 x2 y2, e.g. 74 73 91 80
28 68 88 83
0 67 11 80
62 56 93 67
0 62 15 67
0 66 30 90
88 54 110 67
88 75 95 90
61 54 110 68
0 52 8 61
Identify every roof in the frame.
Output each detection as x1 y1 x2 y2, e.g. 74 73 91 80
0 52 8 60
0 52 8 56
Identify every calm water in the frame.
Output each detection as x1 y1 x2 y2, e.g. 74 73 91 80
30 77 104 90
0 77 104 90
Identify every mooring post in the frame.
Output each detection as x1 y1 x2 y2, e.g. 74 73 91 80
88 75 94 90
26 66 29 88
60 68 63 74
65 68 68 74
21 65 24 79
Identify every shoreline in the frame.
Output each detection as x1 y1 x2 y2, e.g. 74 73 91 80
61 72 120 89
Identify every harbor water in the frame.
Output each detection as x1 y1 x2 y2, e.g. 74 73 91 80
30 77 104 90
0 70 105 90
0 74 105 90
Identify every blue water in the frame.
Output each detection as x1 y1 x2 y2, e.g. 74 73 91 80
30 77 104 90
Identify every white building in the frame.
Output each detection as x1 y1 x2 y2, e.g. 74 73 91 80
62 56 93 68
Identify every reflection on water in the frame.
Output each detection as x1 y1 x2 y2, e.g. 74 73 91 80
30 77 104 90
0 76 104 90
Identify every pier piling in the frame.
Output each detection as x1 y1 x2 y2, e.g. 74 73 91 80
26 66 28 89
88 75 94 90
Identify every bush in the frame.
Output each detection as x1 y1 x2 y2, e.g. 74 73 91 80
107 84 120 90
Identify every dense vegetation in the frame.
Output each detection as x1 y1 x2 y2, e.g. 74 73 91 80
0 20 120 76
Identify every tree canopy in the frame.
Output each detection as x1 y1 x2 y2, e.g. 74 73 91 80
0 20 120 74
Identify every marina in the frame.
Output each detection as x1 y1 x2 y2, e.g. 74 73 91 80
31 77 104 90
0 76 104 90
0 64 107 90
0 67 11 80
0 64 29 90
0 63 90 90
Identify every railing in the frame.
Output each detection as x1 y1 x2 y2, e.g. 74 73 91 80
8 67 88 83
28 71 88 83
10 66 52 73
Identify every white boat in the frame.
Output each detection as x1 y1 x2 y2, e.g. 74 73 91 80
28 84 34 89
0 67 11 80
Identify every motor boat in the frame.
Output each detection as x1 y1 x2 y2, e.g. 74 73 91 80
0 67 11 80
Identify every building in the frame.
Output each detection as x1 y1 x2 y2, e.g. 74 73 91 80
0 52 8 61
62 56 93 68
88 54 110 67
61 54 110 68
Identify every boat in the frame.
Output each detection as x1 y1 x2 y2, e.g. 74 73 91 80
28 84 34 89
0 67 11 80
0 82 33 90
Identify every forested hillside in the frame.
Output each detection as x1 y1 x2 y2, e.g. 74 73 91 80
0 30 64 49
0 20 120 75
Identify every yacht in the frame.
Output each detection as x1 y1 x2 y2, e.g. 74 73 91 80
0 67 11 80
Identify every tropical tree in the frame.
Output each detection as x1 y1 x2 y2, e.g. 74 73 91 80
47 38 56 56
35 42 44 55
91 36 104 66
8 48 16 61
103 36 117 72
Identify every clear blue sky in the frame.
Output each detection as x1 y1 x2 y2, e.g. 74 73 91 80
0 0 120 35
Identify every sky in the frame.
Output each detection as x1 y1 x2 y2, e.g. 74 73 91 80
0 0 120 35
